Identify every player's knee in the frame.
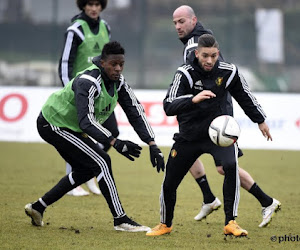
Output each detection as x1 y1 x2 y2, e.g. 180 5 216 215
190 169 203 178
71 171 94 185
222 161 237 173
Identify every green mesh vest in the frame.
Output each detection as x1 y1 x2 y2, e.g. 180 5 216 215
72 19 109 78
42 65 118 132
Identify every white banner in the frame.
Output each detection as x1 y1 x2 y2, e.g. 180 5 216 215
1 87 300 150
255 8 284 63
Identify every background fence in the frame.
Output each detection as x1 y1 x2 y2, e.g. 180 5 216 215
0 0 299 92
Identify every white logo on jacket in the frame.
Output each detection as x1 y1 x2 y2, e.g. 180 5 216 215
194 80 203 90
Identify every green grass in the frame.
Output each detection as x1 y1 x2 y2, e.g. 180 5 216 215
0 142 299 249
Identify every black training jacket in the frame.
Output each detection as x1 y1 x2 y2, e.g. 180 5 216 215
179 21 231 114
70 58 155 145
163 59 266 142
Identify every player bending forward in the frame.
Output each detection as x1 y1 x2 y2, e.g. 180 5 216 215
25 41 164 232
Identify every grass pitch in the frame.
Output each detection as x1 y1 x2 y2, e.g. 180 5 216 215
0 142 299 249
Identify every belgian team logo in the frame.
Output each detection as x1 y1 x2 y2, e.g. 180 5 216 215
81 133 88 138
171 149 177 158
215 77 223 86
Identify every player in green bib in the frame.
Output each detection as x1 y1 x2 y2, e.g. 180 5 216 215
58 0 117 196
59 0 110 83
25 41 165 232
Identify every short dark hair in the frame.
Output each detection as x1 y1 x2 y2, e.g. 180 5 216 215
76 0 107 11
198 34 219 49
101 41 125 60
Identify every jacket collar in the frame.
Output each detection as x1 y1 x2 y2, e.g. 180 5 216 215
92 56 118 88
180 22 213 45
192 57 220 76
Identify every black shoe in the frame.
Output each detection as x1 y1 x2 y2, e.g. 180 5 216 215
114 215 150 232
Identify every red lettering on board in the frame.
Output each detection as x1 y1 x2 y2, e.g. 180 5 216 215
0 93 28 122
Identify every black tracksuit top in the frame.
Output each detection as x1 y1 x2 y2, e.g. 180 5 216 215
163 58 266 142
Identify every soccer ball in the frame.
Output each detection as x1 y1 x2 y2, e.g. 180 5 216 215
208 115 241 147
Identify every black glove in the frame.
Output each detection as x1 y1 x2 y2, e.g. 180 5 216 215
149 145 165 173
113 139 142 161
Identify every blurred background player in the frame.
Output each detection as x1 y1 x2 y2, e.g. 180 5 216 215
58 0 119 196
172 5 280 228
25 41 165 231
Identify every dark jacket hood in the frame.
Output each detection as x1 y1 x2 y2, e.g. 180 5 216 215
92 55 102 68
180 22 213 45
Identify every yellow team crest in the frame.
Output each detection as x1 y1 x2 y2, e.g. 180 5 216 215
81 133 89 138
215 77 223 86
171 149 177 158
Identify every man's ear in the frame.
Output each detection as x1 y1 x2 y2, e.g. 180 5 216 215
192 16 197 26
194 48 199 58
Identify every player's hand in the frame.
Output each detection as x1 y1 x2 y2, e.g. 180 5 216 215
192 90 216 103
258 122 272 141
149 145 165 173
113 139 142 161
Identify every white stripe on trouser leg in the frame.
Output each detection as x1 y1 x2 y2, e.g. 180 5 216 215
39 198 47 208
58 130 124 215
160 187 166 223
96 172 104 182
160 172 167 224
68 172 75 185
58 130 124 216
51 126 124 216
233 143 240 217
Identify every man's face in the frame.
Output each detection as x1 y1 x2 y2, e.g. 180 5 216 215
84 1 102 20
100 55 125 81
195 47 219 71
173 10 197 38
